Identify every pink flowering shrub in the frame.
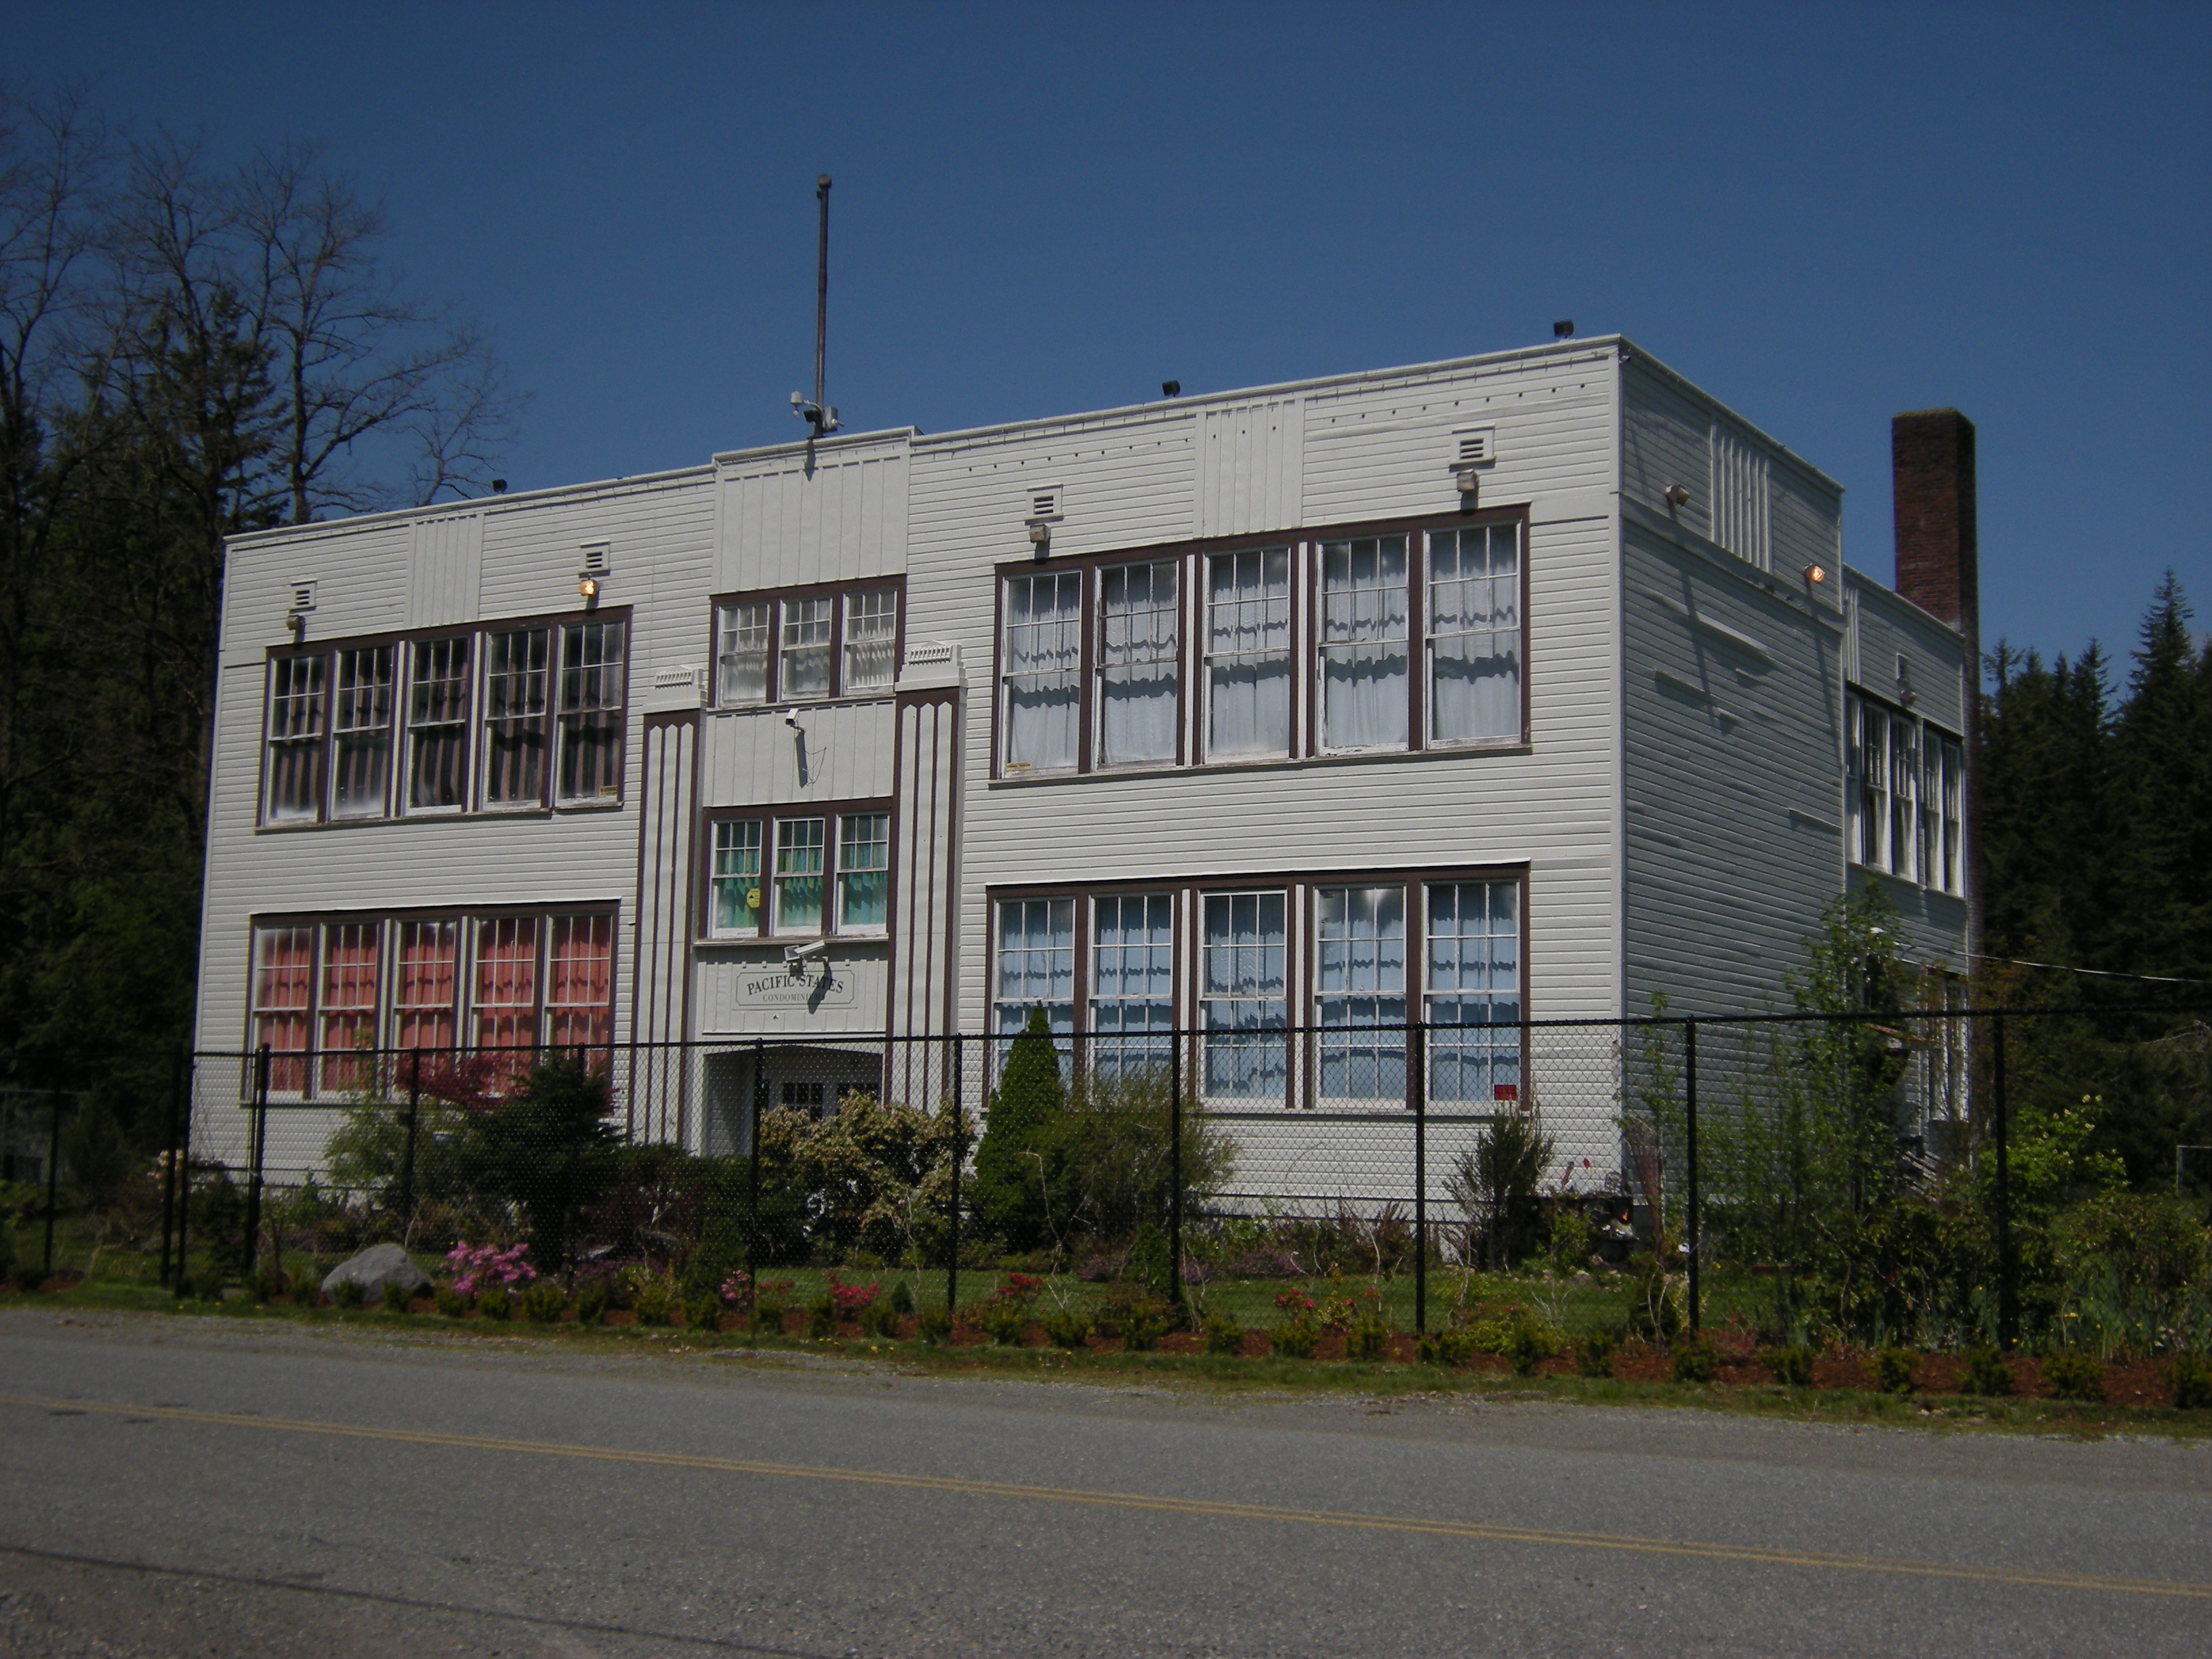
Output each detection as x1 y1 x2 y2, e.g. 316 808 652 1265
447 1242 536 1297
828 1275 880 1319
719 1270 754 1311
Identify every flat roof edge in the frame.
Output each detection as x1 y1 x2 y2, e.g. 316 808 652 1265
224 463 716 549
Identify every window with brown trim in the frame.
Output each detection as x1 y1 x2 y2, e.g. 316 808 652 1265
711 579 903 708
244 909 617 1095
700 802 895 941
992 510 1526 779
985 867 1525 1110
258 610 627 827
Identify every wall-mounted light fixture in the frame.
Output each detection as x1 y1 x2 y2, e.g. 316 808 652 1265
577 575 599 602
1662 483 1691 508
1027 520 1052 557
1452 467 1481 504
1804 563 1827 586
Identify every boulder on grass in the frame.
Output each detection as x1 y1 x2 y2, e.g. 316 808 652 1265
322 1243 431 1300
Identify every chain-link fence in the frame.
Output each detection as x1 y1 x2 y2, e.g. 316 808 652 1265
108 1002 2205 1351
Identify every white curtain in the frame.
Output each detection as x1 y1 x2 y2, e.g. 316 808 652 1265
1321 536 1408 750
1099 560 1177 764
1002 573 1082 769
1206 547 1290 758
1427 525 1520 741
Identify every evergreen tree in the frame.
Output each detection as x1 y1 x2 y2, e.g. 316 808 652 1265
969 1007 1066 1251
2106 573 2211 984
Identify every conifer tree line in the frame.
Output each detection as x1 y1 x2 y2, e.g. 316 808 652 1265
1979 571 2211 1001
0 89 514 1113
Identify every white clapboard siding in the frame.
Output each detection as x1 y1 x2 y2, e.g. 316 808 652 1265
407 512 484 626
478 472 714 625
697 701 898 808
220 521 413 670
1845 569 1969 735
1196 398 1303 537
1620 524 1849 1017
714 436 911 592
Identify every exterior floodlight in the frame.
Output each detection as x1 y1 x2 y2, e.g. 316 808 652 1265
577 575 599 602
1453 467 1481 502
1553 319 1574 339
1027 521 1052 555
1162 380 1181 398
1805 564 1827 585
1662 483 1690 508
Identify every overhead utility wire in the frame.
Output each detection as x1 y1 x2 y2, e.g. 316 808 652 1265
1969 952 2212 988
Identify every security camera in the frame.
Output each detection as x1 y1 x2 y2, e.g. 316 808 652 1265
783 710 802 729
783 939 830 964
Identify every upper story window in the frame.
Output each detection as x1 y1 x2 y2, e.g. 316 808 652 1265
1846 691 1963 897
701 801 893 941
993 511 1526 780
712 579 903 708
260 611 624 827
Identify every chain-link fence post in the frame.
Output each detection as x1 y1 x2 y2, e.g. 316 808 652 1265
948 1033 963 1313
399 1051 422 1239
1410 1019 1427 1336
748 1038 765 1273
42 1089 62 1280
1993 1010 2014 1351
174 1061 194 1293
159 1046 185 1290
242 1044 270 1282
1168 1025 1184 1313
1685 1017 1700 1335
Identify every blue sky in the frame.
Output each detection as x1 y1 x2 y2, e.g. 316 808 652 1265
18 2 2208 669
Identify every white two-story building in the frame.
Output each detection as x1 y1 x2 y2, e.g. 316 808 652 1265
195 336 1977 1185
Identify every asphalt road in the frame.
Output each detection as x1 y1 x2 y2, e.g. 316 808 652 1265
1 1309 2207 1658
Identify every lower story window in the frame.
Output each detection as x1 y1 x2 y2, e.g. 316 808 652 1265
1090 893 1172 1075
546 914 615 1050
251 926 315 1092
1315 885 1406 1101
1202 890 1288 1100
394 920 458 1052
995 897 1074 1042
319 923 382 1093
1425 880 1521 1102
837 813 889 929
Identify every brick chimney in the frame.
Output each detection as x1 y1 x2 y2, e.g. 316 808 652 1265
1891 407 1982 958
1891 409 1978 645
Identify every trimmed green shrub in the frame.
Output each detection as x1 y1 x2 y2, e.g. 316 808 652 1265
916 1303 954 1345
1574 1330 1618 1378
1417 1327 1477 1368
1670 1334 1719 1385
632 1282 673 1326
2041 1350 2105 1403
1876 1347 1918 1395
979 1302 1028 1345
1344 1307 1392 1361
475 1281 513 1321
1042 1303 1092 1350
888 1279 916 1316
522 1280 568 1324
331 1277 366 1310
575 1282 609 1326
434 1284 466 1318
806 1294 838 1340
1505 1313 1561 1376
382 1278 411 1313
1761 1345 1815 1387
750 1297 786 1334
2164 1353 2211 1410
1202 1312 1246 1356
859 1300 901 1338
682 1293 722 1333
1960 1344 2013 1396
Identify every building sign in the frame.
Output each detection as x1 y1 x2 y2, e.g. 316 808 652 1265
731 960 856 1010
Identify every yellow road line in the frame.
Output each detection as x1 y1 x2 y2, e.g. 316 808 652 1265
7 1392 2205 1601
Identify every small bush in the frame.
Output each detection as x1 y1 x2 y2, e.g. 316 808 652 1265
1042 1303 1092 1350
249 1262 287 1305
2041 1350 2105 1403
2164 1353 2211 1410
1761 1345 1815 1388
1417 1327 1478 1368
916 1303 954 1345
888 1279 916 1316
632 1282 674 1326
476 1281 513 1321
1574 1330 1618 1379
1202 1312 1246 1356
1505 1313 1561 1376
331 1277 366 1310
750 1298 786 1334
434 1284 466 1318
382 1278 411 1313
859 1300 901 1338
1097 1294 1170 1352
1671 1334 1719 1385
192 1265 226 1302
522 1280 567 1324
1271 1290 1323 1359
1959 1345 2012 1396
806 1296 838 1340
1876 1347 1918 1395
682 1293 722 1333
1344 1306 1393 1362
575 1282 609 1326
979 1303 1028 1345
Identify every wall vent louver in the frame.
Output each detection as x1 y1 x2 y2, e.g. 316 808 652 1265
1452 427 1496 467
287 579 317 613
1025 485 1063 523
579 541 611 576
